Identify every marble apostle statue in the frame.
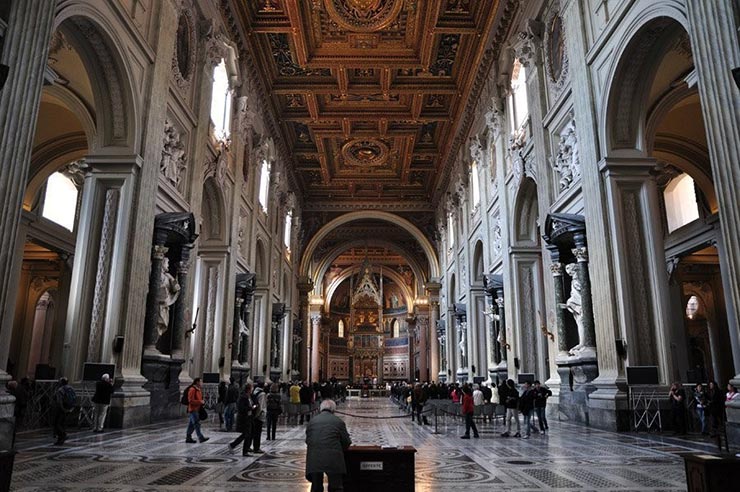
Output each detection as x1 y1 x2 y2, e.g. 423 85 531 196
157 257 181 337
564 263 585 355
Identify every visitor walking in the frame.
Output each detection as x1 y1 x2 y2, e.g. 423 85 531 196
305 399 352 491
251 381 267 453
707 381 723 437
266 382 282 441
533 380 551 433
460 385 479 439
412 383 429 425
224 378 239 432
53 377 76 445
91 373 114 432
500 379 520 437
184 377 209 443
519 381 538 438
299 381 313 424
217 380 227 430
229 383 255 456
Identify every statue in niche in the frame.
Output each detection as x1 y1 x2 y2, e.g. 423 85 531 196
563 262 586 355
458 324 467 362
390 293 399 308
157 257 181 337
160 121 186 188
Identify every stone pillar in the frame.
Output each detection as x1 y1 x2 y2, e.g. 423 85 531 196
143 243 168 354
231 297 244 363
406 316 416 380
686 0 740 387
171 246 193 357
425 280 441 380
417 314 429 382
297 277 313 379
281 310 292 381
310 314 321 383
0 0 57 452
547 250 569 356
573 234 596 353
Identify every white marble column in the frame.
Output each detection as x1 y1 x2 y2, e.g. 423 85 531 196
310 314 321 383
426 280 441 380
0 0 57 451
280 309 292 381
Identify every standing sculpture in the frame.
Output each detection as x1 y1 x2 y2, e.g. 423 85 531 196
157 257 181 337
563 262 585 355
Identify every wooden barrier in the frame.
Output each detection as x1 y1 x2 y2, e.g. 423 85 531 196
344 445 416 492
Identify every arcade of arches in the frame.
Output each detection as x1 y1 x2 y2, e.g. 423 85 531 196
1 0 740 471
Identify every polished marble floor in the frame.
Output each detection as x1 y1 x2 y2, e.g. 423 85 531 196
11 397 710 491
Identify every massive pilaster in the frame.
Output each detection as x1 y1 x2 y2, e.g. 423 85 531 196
310 313 321 383
685 0 740 445
425 280 441 381
0 0 57 457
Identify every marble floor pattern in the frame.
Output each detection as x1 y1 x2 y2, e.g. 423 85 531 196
10 397 709 491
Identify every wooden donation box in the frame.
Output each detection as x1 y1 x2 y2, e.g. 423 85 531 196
684 453 740 491
344 445 416 492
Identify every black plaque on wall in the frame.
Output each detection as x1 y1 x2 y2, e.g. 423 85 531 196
202 372 220 384
83 363 115 382
626 366 659 385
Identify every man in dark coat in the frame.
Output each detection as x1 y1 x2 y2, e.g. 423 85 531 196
299 381 314 424
91 373 114 432
305 399 351 491
229 383 254 456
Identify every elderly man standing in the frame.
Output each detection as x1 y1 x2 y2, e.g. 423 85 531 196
305 399 351 492
91 373 114 432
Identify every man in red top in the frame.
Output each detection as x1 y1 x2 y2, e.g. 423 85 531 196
186 377 210 443
460 384 479 439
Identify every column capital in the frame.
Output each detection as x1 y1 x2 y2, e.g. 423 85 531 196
573 246 588 262
550 262 563 276
152 244 168 260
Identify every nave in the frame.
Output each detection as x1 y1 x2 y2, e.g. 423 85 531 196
11 398 699 492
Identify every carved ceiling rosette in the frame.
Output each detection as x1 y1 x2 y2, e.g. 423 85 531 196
341 138 390 168
323 0 404 32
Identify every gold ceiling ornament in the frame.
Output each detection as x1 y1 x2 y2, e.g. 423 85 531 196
323 0 404 33
341 138 389 167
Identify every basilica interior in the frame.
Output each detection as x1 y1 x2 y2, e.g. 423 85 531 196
1 0 739 490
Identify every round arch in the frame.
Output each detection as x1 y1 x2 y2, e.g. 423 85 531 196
600 5 690 154
53 4 140 151
299 211 440 280
313 239 427 295
254 238 268 283
325 265 415 315
512 177 539 245
201 177 227 243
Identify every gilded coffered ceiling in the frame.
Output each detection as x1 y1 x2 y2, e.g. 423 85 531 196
229 0 510 212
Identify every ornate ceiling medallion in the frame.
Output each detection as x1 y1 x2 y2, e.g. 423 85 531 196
323 0 404 33
342 138 389 167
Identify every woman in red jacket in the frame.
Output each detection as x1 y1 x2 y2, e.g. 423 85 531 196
460 384 479 439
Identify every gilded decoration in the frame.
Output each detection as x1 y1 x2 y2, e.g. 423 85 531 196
268 33 332 77
341 138 389 167
323 0 404 33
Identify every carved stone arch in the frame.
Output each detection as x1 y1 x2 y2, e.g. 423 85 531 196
325 266 414 314
472 240 485 282
299 211 441 281
201 177 226 243
601 6 690 154
54 6 139 150
312 239 427 296
512 177 539 245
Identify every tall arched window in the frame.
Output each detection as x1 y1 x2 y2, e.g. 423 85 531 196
258 159 271 212
283 210 293 251
210 59 232 141
338 319 345 338
392 319 400 338
42 172 78 231
447 213 456 248
470 161 481 207
509 60 528 131
664 173 700 233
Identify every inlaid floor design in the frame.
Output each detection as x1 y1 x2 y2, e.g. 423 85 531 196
10 398 707 491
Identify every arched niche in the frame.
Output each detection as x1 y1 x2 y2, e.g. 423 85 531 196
254 238 268 284
472 240 484 282
201 178 227 243
299 211 440 281
512 177 539 245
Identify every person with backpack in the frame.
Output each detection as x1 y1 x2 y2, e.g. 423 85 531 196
53 377 76 445
518 381 538 439
265 382 282 441
500 379 521 437
183 377 209 443
229 383 255 456
250 381 267 453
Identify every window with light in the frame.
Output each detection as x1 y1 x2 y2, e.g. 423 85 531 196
42 172 78 231
471 161 481 207
392 319 400 338
664 173 700 233
210 59 232 141
258 159 270 212
448 213 456 248
509 60 528 131
283 210 293 250
338 319 345 338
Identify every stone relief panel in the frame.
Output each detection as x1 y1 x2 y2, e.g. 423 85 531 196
160 119 187 194
491 210 503 260
550 119 580 192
